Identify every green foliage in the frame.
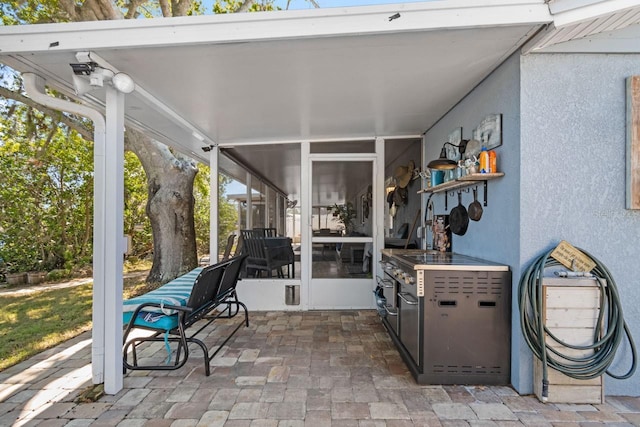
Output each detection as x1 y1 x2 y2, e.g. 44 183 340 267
0 103 94 272
124 152 152 258
0 0 275 275
46 269 72 282
193 167 238 259
213 0 278 13
0 105 161 273
218 174 239 255
193 164 211 257
331 202 356 233
0 0 71 25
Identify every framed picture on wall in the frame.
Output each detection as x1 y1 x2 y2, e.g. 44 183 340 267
473 114 502 149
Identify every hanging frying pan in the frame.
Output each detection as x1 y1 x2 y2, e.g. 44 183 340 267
387 189 395 209
468 187 483 221
450 191 469 236
393 186 408 206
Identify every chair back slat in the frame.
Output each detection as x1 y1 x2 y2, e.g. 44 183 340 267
240 230 266 259
254 227 277 237
221 234 236 261
186 262 227 312
218 254 248 299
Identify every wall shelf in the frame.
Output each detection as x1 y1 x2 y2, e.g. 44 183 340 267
418 172 504 210
418 173 504 194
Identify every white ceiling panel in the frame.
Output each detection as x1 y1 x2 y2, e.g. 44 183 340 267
0 1 557 198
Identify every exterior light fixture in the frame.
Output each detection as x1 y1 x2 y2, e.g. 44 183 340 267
112 72 135 94
427 140 469 170
69 63 135 95
70 62 98 76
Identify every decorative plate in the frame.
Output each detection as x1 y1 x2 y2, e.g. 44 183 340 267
464 139 481 160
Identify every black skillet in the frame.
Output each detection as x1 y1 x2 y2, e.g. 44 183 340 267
450 191 469 236
468 187 483 221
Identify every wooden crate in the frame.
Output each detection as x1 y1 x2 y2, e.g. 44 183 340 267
533 277 604 404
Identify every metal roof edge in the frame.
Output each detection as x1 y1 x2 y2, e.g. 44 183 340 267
527 1 640 52
549 0 640 27
0 1 551 54
548 0 604 15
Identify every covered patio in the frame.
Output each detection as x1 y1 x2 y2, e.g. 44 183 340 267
2 0 640 400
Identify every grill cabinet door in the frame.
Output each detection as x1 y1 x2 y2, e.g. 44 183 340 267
423 270 511 384
399 283 420 366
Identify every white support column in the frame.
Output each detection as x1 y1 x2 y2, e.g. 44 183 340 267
20 73 122 392
300 141 311 309
374 137 385 280
210 146 219 261
246 173 253 229
20 73 107 386
103 87 125 395
276 195 281 234
92 110 106 387
264 186 270 227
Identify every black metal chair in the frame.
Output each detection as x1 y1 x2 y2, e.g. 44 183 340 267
221 234 236 261
253 227 277 237
240 229 294 278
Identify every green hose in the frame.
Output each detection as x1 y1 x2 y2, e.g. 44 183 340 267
519 247 637 401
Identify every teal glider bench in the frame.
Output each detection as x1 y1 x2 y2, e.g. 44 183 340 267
122 254 248 376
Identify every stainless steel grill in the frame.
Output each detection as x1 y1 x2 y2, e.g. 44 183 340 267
380 250 511 385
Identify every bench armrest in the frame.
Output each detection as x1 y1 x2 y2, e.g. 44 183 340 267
129 301 193 319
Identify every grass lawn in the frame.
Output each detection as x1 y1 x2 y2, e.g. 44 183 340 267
0 271 150 372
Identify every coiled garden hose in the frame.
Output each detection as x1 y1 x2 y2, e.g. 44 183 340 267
519 248 637 401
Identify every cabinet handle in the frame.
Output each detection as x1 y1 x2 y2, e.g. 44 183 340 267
398 292 418 305
385 305 398 316
376 276 395 288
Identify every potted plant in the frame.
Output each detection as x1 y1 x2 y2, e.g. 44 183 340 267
4 261 29 286
331 202 357 235
27 260 47 285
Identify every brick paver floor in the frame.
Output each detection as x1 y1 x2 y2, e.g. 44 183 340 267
0 310 638 426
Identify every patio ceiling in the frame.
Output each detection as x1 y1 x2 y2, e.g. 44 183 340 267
2 1 638 199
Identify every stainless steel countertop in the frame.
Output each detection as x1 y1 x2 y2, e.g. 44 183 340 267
381 249 509 271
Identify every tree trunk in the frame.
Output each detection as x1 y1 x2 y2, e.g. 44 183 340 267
126 129 198 283
1 0 264 284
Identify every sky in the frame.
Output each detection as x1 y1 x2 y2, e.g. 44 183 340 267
226 179 247 196
203 0 424 12
271 0 420 9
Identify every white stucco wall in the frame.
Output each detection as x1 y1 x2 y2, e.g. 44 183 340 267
521 53 640 396
424 49 640 397
423 53 525 391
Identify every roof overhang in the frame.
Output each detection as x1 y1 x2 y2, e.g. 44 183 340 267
2 0 639 198
526 0 640 51
0 0 552 166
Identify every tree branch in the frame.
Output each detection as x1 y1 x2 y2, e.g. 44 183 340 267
173 0 191 17
236 0 256 13
125 0 147 19
85 0 124 20
158 0 171 17
57 0 81 21
0 86 94 141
